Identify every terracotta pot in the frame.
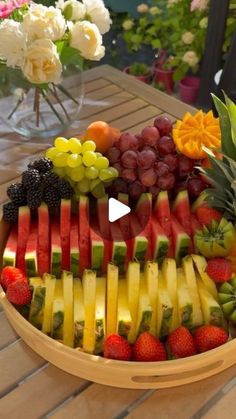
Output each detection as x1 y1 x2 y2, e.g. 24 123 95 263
153 67 175 94
179 76 200 104
123 66 152 84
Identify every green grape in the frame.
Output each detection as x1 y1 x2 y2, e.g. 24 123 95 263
45 147 58 160
68 137 82 154
65 166 73 177
70 166 85 182
90 179 106 199
77 178 91 194
96 152 102 158
94 156 109 170
53 167 65 177
85 166 99 180
108 167 119 179
99 168 118 182
54 137 70 152
53 152 68 168
67 154 83 168
82 151 97 167
82 140 96 153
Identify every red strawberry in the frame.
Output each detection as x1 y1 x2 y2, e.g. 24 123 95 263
194 325 228 353
6 280 32 306
0 266 27 291
167 326 197 358
103 334 132 361
133 332 167 362
206 258 233 283
196 206 222 226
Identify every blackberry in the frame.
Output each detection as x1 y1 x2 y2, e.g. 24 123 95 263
58 179 74 199
28 157 53 174
7 183 26 206
41 171 60 188
22 169 41 189
3 202 18 223
27 188 42 209
43 187 61 208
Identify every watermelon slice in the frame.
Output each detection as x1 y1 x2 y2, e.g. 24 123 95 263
171 215 191 265
70 216 79 277
172 190 192 237
154 191 173 257
135 193 152 229
16 206 31 273
51 219 62 278
79 196 90 276
90 227 104 273
130 214 148 263
110 221 127 273
97 194 110 239
25 221 38 277
3 224 18 267
151 217 169 262
60 199 71 270
102 239 112 274
118 193 130 241
38 203 50 275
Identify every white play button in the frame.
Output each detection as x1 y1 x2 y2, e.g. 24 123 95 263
108 198 131 223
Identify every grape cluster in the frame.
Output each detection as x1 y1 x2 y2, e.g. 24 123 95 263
45 136 119 199
106 116 207 201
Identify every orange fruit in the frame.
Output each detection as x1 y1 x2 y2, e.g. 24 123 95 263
84 121 119 153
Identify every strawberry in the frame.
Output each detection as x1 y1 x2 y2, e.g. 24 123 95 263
194 325 228 353
167 326 196 359
0 266 27 291
6 280 32 306
103 334 132 361
206 258 233 283
196 206 222 226
133 332 167 362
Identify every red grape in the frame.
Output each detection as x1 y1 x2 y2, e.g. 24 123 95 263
157 136 176 156
118 133 139 152
112 178 128 194
122 169 137 183
121 150 138 169
128 181 146 200
163 154 179 172
105 147 121 163
157 172 176 190
178 155 195 178
113 162 123 175
154 161 169 177
141 126 160 147
149 185 160 199
187 177 207 199
139 168 157 187
137 149 156 169
154 115 173 136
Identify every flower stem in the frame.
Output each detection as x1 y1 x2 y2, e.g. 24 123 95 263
57 84 80 105
49 84 71 122
7 96 24 120
41 89 64 124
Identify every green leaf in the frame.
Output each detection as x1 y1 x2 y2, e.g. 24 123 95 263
223 92 236 145
151 39 161 49
212 94 236 160
56 41 84 70
173 63 188 82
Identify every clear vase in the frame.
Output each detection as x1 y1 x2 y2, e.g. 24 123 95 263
0 65 84 138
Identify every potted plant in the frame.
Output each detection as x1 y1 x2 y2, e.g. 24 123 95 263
152 50 176 94
123 62 152 83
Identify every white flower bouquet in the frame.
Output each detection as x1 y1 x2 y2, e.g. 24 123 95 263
0 0 111 135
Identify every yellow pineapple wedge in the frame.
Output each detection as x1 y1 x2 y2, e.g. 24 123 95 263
144 261 158 335
197 275 225 327
82 269 97 354
51 279 64 341
29 285 46 330
182 256 203 327
127 261 140 343
117 279 132 339
62 271 74 347
95 277 106 354
135 275 152 337
157 271 173 337
73 279 84 348
192 254 218 300
42 273 56 335
177 268 193 329
162 258 179 331
106 263 119 336
29 277 44 287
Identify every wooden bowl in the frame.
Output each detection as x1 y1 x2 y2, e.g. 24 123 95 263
1 219 236 389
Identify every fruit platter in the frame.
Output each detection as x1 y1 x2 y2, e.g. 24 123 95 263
1 93 236 390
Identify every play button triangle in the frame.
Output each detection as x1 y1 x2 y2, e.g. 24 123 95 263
108 198 131 223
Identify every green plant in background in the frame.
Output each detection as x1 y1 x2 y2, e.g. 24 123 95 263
128 62 150 76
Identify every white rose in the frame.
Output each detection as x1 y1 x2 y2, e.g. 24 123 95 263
149 6 161 15
70 20 105 61
82 0 112 34
182 32 194 45
137 3 149 13
182 51 199 67
122 19 134 31
63 0 86 21
22 4 66 41
0 20 26 68
22 39 62 84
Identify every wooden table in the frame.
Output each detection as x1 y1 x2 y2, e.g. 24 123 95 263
0 65 236 419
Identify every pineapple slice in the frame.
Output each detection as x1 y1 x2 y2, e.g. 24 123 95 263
95 277 106 354
135 275 152 337
177 268 193 328
29 277 44 287
51 279 64 341
182 256 203 327
157 272 173 337
192 254 218 300
162 258 179 331
117 279 132 339
73 279 84 348
106 264 119 336
197 276 225 327
62 271 74 347
29 285 46 330
144 261 158 335
126 261 140 343
82 270 96 354
42 273 56 335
